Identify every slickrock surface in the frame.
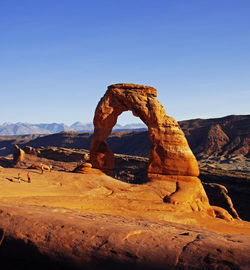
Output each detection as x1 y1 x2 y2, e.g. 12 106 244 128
3 145 243 221
1 85 249 269
1 168 248 233
0 203 250 270
0 167 250 270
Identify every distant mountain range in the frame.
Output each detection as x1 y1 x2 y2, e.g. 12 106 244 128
0 122 147 135
0 115 249 159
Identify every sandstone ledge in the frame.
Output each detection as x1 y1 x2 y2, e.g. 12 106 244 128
0 203 249 270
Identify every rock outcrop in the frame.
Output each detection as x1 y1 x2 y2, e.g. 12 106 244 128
90 84 230 217
179 115 250 159
90 83 199 176
202 182 240 219
73 162 104 175
13 145 25 165
1 115 248 159
24 146 39 155
28 163 50 171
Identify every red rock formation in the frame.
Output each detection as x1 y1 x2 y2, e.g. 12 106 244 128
13 145 25 165
90 83 199 177
73 162 105 175
204 124 230 155
24 146 39 155
28 163 50 171
202 182 240 219
179 115 250 158
90 84 229 216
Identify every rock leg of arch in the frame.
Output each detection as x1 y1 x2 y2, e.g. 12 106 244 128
89 83 231 218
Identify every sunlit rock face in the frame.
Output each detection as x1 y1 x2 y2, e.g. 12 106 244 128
13 145 25 165
90 83 199 177
89 84 222 215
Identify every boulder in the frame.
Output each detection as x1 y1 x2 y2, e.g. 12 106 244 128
28 163 50 171
82 162 92 168
73 162 105 175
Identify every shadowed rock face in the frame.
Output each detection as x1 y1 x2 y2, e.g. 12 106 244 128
90 83 199 177
202 182 240 219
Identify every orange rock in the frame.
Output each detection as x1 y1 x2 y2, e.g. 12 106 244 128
28 163 50 171
89 84 226 215
73 163 105 175
90 83 199 176
13 145 25 165
23 146 38 155
82 162 92 168
83 153 89 161
90 139 114 171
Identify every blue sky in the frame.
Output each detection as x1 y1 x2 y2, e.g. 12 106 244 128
0 0 249 125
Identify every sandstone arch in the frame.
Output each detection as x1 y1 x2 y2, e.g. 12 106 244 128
89 83 235 219
90 83 199 177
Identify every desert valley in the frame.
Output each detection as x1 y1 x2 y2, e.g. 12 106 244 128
0 84 249 270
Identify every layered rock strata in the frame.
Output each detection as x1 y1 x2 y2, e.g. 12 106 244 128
90 84 226 216
90 83 199 176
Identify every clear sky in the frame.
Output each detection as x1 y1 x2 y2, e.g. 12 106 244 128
0 0 249 125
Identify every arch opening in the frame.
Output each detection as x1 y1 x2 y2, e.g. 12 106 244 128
114 110 147 130
108 110 150 183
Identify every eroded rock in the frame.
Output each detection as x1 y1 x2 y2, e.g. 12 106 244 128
90 83 199 176
13 145 25 165
89 84 219 214
72 162 105 175
0 203 249 270
203 182 240 219
28 163 50 171
24 146 38 155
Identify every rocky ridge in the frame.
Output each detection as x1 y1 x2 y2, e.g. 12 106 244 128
0 115 249 167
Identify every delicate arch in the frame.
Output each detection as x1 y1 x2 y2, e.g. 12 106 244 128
90 83 199 177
